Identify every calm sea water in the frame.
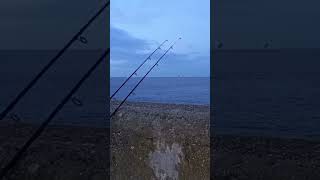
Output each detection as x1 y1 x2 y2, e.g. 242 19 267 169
4 50 320 139
213 49 320 139
0 50 107 127
110 77 210 105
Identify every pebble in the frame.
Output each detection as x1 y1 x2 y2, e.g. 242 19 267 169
28 163 40 174
91 172 106 180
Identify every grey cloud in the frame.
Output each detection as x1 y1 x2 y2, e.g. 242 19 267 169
111 26 209 77
111 26 151 53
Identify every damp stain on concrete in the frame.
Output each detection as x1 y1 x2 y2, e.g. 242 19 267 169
148 141 184 180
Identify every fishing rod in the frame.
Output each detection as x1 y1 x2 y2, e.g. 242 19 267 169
0 49 109 179
0 1 110 121
110 39 168 99
110 37 182 118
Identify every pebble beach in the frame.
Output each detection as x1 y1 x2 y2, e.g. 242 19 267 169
1 100 320 179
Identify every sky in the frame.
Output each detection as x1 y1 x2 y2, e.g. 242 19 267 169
0 0 108 50
1 0 320 51
110 0 210 77
214 0 320 49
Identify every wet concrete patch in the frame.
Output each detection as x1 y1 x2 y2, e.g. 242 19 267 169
148 142 184 180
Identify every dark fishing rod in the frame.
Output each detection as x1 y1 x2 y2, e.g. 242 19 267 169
0 49 109 179
110 39 168 99
110 37 181 118
0 1 110 121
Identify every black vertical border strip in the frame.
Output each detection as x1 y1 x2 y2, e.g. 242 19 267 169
210 0 215 178
106 1 111 179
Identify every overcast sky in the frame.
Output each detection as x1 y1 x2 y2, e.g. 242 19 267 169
214 0 320 49
110 0 210 77
0 0 108 50
1 1 320 52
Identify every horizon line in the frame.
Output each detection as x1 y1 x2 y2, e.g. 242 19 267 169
110 76 210 78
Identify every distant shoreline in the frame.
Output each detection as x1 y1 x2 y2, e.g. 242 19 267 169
110 76 210 78
110 99 210 107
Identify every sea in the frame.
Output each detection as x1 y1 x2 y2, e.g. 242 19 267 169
2 49 320 139
0 50 108 127
213 49 320 140
110 77 210 105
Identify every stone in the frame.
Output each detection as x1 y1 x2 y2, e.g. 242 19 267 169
28 163 40 174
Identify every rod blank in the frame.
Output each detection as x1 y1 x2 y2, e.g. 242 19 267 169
0 2 110 122
110 39 168 99
110 37 181 117
0 49 109 179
